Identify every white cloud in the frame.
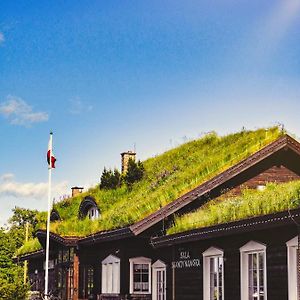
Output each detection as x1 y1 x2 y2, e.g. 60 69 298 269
0 173 68 199
0 173 15 181
0 32 4 44
0 95 49 126
69 97 93 115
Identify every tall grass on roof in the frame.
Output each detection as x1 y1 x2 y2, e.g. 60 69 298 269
15 238 42 257
43 127 283 236
168 180 300 235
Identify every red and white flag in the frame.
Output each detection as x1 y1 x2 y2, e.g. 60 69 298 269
47 132 56 169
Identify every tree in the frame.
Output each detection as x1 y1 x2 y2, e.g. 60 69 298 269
100 168 122 189
9 207 38 228
124 159 145 187
0 207 41 299
0 228 28 299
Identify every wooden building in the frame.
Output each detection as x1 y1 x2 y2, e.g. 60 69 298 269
17 132 300 300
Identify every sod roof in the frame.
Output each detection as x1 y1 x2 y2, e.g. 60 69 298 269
167 180 300 235
42 126 283 237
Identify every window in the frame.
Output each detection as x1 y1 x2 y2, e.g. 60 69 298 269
87 207 99 220
79 265 94 298
129 257 152 294
240 241 267 300
57 247 75 264
79 197 100 220
286 236 299 300
152 260 166 300
102 255 120 294
87 267 94 295
203 247 224 300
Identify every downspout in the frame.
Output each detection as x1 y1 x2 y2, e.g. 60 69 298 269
172 245 175 300
297 227 300 299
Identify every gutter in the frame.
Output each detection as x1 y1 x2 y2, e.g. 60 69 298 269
151 207 300 248
78 227 133 246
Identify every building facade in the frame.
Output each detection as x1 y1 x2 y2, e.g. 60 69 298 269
18 134 300 300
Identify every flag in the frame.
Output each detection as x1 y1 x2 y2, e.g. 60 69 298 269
47 132 56 169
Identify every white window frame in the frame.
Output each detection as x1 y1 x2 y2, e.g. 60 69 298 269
203 247 224 300
87 207 99 220
101 255 120 294
286 236 298 300
152 260 167 300
129 257 152 294
240 240 267 300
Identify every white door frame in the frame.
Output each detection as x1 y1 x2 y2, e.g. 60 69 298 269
152 260 166 300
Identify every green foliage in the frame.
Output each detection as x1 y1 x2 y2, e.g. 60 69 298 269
8 207 47 245
0 268 28 300
124 159 145 187
35 126 282 237
168 180 300 235
0 228 29 299
9 207 38 228
100 168 122 190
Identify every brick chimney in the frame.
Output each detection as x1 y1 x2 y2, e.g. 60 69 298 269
121 151 136 173
71 186 84 197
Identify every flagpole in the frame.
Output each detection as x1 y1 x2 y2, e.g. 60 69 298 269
45 132 53 300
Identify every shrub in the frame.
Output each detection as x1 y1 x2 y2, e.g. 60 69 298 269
124 159 145 187
100 168 121 190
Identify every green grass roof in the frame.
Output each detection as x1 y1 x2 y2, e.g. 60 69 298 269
42 126 282 237
15 238 42 257
167 180 300 235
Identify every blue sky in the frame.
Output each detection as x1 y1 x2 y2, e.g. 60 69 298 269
1 0 300 225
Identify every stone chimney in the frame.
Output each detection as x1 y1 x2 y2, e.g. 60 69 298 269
121 151 136 173
71 186 84 197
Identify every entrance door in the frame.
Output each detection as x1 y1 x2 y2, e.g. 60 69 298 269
152 260 166 300
57 266 74 300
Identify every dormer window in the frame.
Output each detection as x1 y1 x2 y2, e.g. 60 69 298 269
257 185 266 191
79 196 100 220
50 209 61 222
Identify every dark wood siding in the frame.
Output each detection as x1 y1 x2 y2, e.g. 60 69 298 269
78 237 159 300
165 225 296 300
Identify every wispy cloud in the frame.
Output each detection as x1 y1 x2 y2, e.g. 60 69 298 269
0 95 49 126
250 0 300 60
0 174 68 199
0 173 14 182
0 32 4 45
69 97 93 115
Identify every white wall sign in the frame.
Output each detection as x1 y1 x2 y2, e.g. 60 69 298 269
172 251 201 269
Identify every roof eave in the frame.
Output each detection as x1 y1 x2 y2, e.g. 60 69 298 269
36 230 79 247
14 249 44 262
151 207 300 248
78 227 133 246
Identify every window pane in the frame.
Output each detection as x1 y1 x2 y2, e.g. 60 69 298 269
63 249 69 262
208 256 223 300
142 273 149 282
58 250 62 263
112 262 119 293
248 252 265 300
133 263 149 292
259 253 264 270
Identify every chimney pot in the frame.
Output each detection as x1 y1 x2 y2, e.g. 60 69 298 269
121 151 136 173
71 186 84 197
